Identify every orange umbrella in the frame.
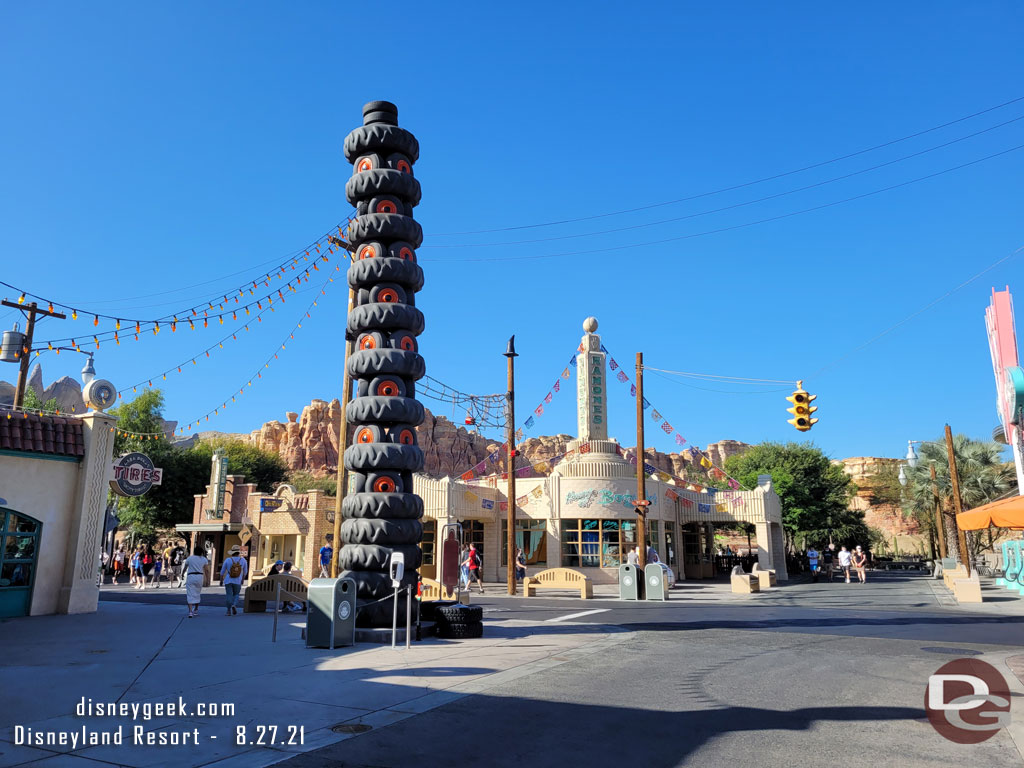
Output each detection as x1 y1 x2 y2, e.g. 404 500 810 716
957 495 1024 531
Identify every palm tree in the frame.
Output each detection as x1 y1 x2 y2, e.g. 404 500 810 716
903 434 1016 561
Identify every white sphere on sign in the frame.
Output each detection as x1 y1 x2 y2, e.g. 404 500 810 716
583 316 598 333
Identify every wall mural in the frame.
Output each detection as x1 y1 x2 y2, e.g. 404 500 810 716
339 101 426 626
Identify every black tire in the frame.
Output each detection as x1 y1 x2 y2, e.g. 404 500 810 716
345 169 422 207
350 470 404 494
347 396 424 426
338 544 422 571
347 303 425 337
356 374 408 399
363 110 397 126
344 443 424 473
356 594 413 627
342 492 423 520
341 518 423 546
347 214 423 249
419 599 457 623
436 604 483 623
343 569 419 600
347 258 424 291
437 621 483 639
344 124 419 164
362 100 398 117
347 349 425 381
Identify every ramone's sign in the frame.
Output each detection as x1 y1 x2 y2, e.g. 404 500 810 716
110 452 163 497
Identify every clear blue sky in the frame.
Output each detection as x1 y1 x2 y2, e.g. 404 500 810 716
2 2 1022 462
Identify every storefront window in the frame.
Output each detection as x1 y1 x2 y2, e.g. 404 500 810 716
501 519 547 566
665 523 678 567
461 520 485 556
648 520 661 559
561 519 635 568
421 519 436 566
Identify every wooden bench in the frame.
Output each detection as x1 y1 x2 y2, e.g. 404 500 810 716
420 577 469 604
243 573 309 613
524 567 593 599
751 562 777 589
730 565 760 594
953 572 983 603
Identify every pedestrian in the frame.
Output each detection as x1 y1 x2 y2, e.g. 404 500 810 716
266 560 283 577
465 543 484 594
852 545 868 583
646 544 660 564
183 546 209 618
515 548 527 581
139 546 155 590
151 555 162 588
807 546 820 583
318 539 333 578
822 546 835 581
130 546 143 587
169 542 185 587
626 546 639 566
838 545 852 583
113 547 126 583
281 562 303 612
220 545 248 616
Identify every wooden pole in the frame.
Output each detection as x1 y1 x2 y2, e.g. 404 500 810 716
1 300 66 409
331 288 355 578
636 352 646 569
505 336 518 595
930 463 946 560
944 424 969 574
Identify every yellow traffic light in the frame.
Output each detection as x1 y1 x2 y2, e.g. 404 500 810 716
786 380 818 431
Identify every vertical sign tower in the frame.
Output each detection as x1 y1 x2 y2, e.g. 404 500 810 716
577 316 608 442
339 101 426 626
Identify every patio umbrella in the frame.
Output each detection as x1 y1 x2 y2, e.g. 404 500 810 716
957 495 1024 531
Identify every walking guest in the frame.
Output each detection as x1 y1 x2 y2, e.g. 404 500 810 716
113 546 126 583
838 545 853 583
852 545 868 583
515 548 527 581
220 545 248 616
465 543 484 594
183 546 210 618
626 546 639 566
646 544 660 564
318 539 333 578
130 546 143 587
807 546 820 583
822 546 835 581
151 554 163 588
169 542 185 587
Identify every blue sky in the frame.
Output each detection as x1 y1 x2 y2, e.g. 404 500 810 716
1 2 1022 462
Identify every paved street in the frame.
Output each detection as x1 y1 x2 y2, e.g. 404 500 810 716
2 571 1023 767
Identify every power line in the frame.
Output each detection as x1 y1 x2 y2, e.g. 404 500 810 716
423 115 1024 249
642 366 794 384
422 142 1024 263
429 95 1024 236
648 370 793 396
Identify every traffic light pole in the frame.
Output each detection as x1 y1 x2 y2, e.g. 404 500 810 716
635 352 646 570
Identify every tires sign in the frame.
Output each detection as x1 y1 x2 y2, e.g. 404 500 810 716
110 452 163 497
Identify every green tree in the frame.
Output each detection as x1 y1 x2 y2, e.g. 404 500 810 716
898 433 1015 561
22 386 59 414
724 442 864 548
288 470 338 496
190 438 288 493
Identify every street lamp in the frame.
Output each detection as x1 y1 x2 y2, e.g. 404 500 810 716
905 440 920 469
81 354 96 387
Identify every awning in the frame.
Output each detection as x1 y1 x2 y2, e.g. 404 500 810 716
956 495 1024 531
176 523 243 533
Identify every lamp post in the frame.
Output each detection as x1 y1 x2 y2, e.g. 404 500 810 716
902 439 949 561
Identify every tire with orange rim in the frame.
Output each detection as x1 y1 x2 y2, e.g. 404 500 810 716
369 283 407 305
345 169 421 207
344 443 423 473
367 196 405 216
347 213 423 249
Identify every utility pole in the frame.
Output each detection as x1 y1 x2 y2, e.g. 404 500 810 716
635 352 647 569
505 336 518 596
930 463 946 560
2 300 67 409
944 424 969 574
331 287 356 578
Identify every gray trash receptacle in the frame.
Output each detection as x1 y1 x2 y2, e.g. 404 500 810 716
306 577 357 649
644 563 666 601
619 564 640 600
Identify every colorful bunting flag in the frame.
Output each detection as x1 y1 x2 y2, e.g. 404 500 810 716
579 443 592 454
698 502 711 515
661 421 673 435
535 404 544 417
609 358 619 371
553 379 561 392
460 471 474 481
642 398 650 410
531 486 543 498
481 498 494 510
524 416 535 429
628 455 638 466
516 466 530 477
630 384 637 397
601 344 608 353
657 471 671 482
728 478 740 490
570 356 577 367
651 409 662 422
617 370 628 383
544 392 553 404
474 461 486 474
499 501 508 511
716 503 727 513
515 428 524 441
464 491 479 502
562 368 571 379
516 495 528 506
665 489 679 501
700 456 712 469
682 498 694 507
675 434 686 446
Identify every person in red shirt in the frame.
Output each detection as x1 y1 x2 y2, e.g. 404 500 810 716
465 543 484 594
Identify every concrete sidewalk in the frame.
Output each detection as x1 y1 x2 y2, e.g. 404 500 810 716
0 601 626 768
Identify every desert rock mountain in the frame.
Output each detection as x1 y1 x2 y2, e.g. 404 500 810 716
0 364 86 414
240 398 749 479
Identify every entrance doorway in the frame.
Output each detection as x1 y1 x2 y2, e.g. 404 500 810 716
0 508 41 618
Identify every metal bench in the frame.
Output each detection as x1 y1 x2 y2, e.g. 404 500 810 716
243 573 308 613
524 567 593 599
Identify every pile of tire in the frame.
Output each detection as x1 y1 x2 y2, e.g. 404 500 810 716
338 101 426 627
434 603 483 639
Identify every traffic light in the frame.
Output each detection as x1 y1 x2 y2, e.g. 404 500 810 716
786 380 818 431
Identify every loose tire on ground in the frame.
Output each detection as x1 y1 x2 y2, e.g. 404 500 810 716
437 621 483 639
436 604 483 623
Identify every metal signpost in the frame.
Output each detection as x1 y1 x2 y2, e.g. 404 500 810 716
389 552 405 649
440 522 463 604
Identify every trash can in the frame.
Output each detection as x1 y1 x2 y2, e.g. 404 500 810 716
644 563 666 601
619 564 640 600
306 577 357 649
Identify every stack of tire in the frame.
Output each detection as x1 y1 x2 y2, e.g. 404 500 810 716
433 603 483 639
339 101 425 627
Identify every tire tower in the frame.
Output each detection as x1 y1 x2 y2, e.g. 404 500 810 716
341 101 425 627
